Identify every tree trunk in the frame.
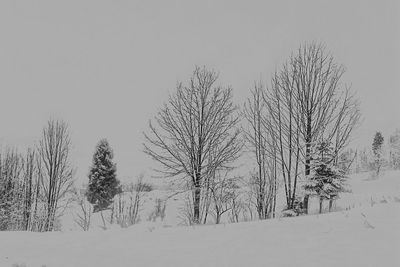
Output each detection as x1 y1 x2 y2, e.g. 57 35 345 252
305 115 312 176
329 195 334 212
193 183 201 224
319 196 323 214
45 204 54 232
303 194 310 214
100 211 107 230
304 115 313 215
257 193 264 219
110 205 114 224
273 154 277 218
216 210 221 224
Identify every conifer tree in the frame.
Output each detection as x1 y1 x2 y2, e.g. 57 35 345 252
86 139 120 212
372 132 384 176
304 141 347 213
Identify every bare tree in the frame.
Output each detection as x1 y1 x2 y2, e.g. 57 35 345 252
228 193 244 223
37 119 75 231
209 171 238 224
263 72 303 211
243 83 277 219
22 149 36 230
144 66 242 224
292 45 341 175
73 187 92 231
262 42 360 213
290 43 360 212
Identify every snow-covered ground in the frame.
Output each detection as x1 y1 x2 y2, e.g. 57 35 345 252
1 171 399 267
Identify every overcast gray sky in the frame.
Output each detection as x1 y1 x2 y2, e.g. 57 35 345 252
0 0 399 183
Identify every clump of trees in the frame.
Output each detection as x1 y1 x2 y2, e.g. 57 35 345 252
2 42 363 230
144 43 360 222
351 129 400 175
242 43 360 216
0 120 75 231
0 148 36 230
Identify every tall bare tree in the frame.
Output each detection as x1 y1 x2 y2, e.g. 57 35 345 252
263 71 303 210
243 83 277 219
144 66 242 224
37 119 74 231
284 43 360 175
261 43 360 213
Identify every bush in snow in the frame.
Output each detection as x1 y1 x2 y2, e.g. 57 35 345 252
281 197 305 217
110 175 147 228
148 198 167 222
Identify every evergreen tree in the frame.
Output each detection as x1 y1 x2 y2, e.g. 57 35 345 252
86 139 121 212
304 141 347 213
388 129 400 170
372 132 384 176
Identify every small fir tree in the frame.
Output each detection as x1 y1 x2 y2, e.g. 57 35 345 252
304 141 347 213
372 132 384 176
86 139 121 212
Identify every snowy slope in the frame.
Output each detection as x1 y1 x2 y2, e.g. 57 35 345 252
1 203 399 267
1 171 399 267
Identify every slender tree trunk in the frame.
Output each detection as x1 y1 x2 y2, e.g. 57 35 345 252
273 144 277 218
202 176 211 224
305 115 312 176
303 195 310 215
304 115 312 214
110 205 114 224
329 195 334 212
319 196 323 214
100 211 107 230
215 206 221 224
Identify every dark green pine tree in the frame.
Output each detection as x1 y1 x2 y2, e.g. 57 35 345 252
86 139 121 212
372 132 384 175
372 131 384 156
304 141 347 213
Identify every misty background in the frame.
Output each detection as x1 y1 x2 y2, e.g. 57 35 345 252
0 0 398 183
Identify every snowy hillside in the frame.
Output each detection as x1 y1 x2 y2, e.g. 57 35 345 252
1 203 399 267
1 171 399 267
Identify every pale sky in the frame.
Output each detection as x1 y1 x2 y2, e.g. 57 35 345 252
0 0 399 183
